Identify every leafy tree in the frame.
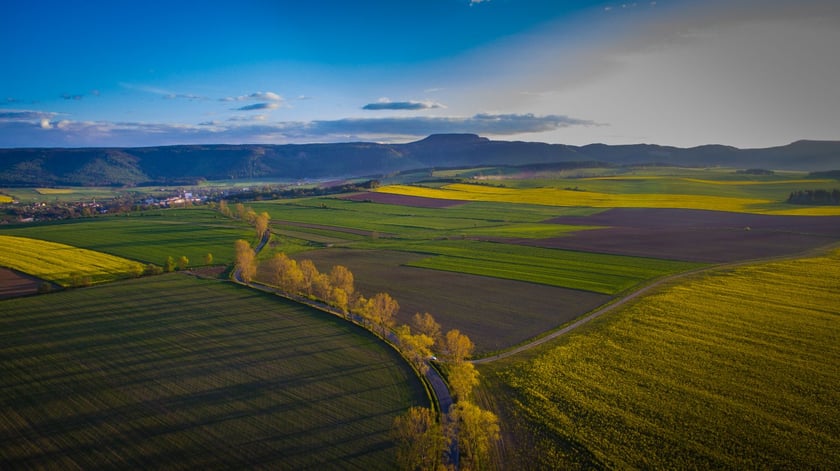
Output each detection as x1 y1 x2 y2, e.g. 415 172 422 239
412 312 442 348
235 203 247 220
443 329 475 363
365 292 399 335
330 287 349 313
245 208 257 225
311 272 332 301
165 255 176 273
395 325 435 375
329 265 355 299
447 362 479 401
177 255 189 271
203 252 214 265
449 401 500 470
266 252 303 292
145 263 163 275
391 406 446 471
218 200 230 217
234 239 256 283
255 211 270 238
299 259 320 296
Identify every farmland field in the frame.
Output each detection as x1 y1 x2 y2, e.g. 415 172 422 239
0 275 426 469
291 249 612 354
0 268 43 298
0 235 145 286
484 249 840 469
0 209 255 266
377 182 840 215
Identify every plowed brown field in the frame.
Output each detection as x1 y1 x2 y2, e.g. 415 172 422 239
512 208 840 262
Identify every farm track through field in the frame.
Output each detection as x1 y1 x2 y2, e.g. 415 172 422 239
473 242 840 364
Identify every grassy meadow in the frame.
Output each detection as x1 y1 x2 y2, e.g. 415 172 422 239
0 208 255 266
0 235 145 286
484 249 840 469
0 275 426 469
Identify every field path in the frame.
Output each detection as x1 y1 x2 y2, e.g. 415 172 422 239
472 243 840 365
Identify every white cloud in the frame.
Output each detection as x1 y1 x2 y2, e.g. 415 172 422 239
363 98 446 111
221 91 284 102
233 103 280 111
40 118 52 129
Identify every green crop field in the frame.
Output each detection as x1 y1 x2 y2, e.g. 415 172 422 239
484 249 840 469
0 209 255 266
0 235 145 286
250 198 600 241
387 240 702 295
0 275 426 469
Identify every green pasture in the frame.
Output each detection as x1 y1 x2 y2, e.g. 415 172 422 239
483 250 840 469
0 208 255 266
0 274 426 469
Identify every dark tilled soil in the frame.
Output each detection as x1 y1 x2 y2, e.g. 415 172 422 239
528 208 840 262
0 268 44 299
291 249 610 354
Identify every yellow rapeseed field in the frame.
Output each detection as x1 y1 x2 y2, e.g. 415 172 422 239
0 195 12 203
499 249 840 469
35 188 76 195
0 235 145 286
377 183 840 215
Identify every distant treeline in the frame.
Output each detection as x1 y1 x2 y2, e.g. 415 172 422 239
807 170 840 179
787 189 840 205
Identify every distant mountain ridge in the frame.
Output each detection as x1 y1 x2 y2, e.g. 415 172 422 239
0 134 838 186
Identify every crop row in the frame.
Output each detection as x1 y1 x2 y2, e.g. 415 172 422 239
494 249 840 469
0 275 425 468
0 235 145 286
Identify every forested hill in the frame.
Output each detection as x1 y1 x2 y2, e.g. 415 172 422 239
0 134 838 186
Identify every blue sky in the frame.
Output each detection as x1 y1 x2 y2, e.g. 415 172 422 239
1 0 838 148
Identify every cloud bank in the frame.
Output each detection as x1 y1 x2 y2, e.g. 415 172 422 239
0 111 594 147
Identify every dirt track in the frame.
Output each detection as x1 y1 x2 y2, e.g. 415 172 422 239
472 242 840 364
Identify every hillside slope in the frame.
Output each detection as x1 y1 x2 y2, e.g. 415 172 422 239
0 135 837 186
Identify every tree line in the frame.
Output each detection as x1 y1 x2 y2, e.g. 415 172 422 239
233 240 499 468
787 189 840 205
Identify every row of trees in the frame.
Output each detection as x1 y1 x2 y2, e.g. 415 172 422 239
392 312 498 470
233 239 499 469
219 200 271 238
787 189 840 205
